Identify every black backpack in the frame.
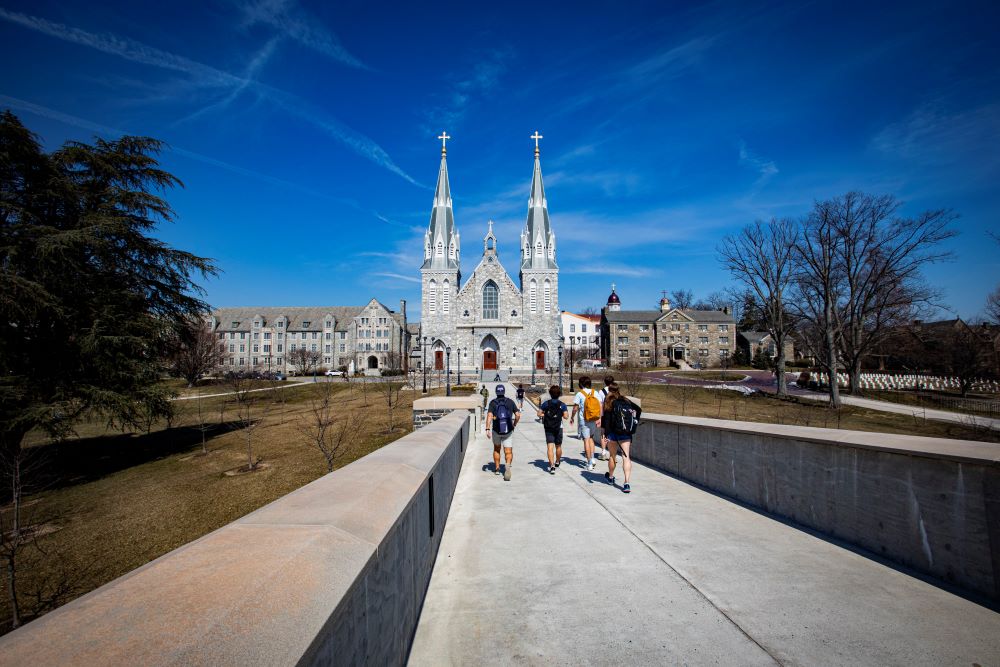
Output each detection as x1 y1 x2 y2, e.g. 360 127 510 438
610 398 642 436
494 398 515 435
542 400 564 430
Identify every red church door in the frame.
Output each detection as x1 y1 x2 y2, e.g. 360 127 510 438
434 350 444 370
535 350 546 370
483 350 497 370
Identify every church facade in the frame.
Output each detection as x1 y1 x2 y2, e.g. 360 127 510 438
419 137 561 374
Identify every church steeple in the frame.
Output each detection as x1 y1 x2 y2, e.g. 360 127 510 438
422 132 460 270
521 131 557 271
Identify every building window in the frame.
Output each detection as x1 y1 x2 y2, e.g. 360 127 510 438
429 279 437 313
277 344 283 353
483 280 499 319
253 320 260 328
720 349 730 357
719 337 729 344
325 345 331 353
231 321 239 328
339 331 346 339
618 350 628 358
698 325 709 332
325 332 331 340
617 336 629 345
582 324 587 333
311 344 317 352
570 323 576 333
253 332 259 340
639 336 650 344
699 349 709 357
228 344 234 352
264 332 271 340
263 345 270 353
671 323 680 331
240 333 246 340
302 321 311 328
529 279 537 313
543 279 552 313
617 324 628 332
339 344 346 352
239 344 245 353
699 337 709 344
277 357 283 364
639 324 649 332
277 321 284 328
720 324 729 332
252 344 259 353
443 279 450 313
640 349 651 357
252 357 258 365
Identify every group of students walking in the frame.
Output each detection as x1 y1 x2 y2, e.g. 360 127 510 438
484 375 641 493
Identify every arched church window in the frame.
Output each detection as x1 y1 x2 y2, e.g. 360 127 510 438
543 279 552 313
482 281 499 320
428 279 437 313
436 241 443 257
442 279 450 313
529 279 537 313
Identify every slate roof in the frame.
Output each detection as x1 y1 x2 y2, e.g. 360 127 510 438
604 308 735 324
212 306 404 332
738 330 771 343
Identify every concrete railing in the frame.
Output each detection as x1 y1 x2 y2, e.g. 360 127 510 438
0 411 472 666
412 395 481 431
632 414 1000 601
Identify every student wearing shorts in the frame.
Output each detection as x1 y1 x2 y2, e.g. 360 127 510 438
570 376 603 471
486 384 521 481
601 382 638 493
536 385 569 474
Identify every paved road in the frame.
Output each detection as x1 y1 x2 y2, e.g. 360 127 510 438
408 384 1000 666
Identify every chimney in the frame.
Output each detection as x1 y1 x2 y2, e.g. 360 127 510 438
400 299 407 321
723 306 730 315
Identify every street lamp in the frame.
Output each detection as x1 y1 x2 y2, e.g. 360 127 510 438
446 346 452 396
558 344 564 390
457 347 462 385
569 336 575 391
421 336 428 394
531 346 537 385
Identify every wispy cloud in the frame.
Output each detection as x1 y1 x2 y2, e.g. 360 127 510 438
238 0 366 69
0 8 419 185
872 101 1000 175
737 140 779 195
425 47 513 130
372 272 421 284
563 264 652 278
0 95 368 207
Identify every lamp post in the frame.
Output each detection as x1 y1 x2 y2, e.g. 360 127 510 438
421 336 428 394
457 347 462 385
558 344 564 391
569 335 574 391
531 347 536 386
446 346 452 396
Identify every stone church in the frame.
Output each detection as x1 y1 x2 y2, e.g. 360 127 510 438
419 136 561 375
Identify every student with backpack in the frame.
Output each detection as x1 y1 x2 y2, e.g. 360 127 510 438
601 382 641 493
486 384 521 481
516 384 525 409
570 376 604 471
536 385 569 474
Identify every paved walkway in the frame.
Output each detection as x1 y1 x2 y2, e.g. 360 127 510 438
799 392 1000 429
408 385 1000 666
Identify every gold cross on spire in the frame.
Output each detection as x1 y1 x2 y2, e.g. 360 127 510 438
438 131 451 155
531 131 543 155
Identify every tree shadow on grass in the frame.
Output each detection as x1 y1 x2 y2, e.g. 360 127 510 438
12 421 245 498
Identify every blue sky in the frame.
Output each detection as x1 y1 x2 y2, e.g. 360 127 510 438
2 0 998 318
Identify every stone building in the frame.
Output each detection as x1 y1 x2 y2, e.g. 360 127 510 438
210 298 410 373
737 331 795 363
599 286 735 367
418 135 562 374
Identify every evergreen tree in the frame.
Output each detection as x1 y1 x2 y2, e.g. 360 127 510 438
0 111 215 625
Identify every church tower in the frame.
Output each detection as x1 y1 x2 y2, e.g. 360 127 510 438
519 132 560 370
421 133 460 354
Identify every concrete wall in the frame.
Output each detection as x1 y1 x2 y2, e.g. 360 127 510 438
631 414 1000 601
412 395 481 431
0 411 472 667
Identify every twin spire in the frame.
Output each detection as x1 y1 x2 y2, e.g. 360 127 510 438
421 132 557 272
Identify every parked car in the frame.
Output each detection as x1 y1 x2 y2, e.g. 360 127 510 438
324 369 343 377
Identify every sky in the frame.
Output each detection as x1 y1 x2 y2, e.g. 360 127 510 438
2 0 999 319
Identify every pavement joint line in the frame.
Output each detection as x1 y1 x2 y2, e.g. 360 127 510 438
529 429 785 666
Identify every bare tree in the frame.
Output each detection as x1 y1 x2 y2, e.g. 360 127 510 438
691 290 731 312
170 318 225 388
228 375 273 471
829 193 955 395
720 218 798 397
670 289 694 309
795 200 843 408
299 382 356 472
286 346 322 376
384 351 403 372
616 362 645 399
988 287 1000 325
374 376 405 433
580 306 598 316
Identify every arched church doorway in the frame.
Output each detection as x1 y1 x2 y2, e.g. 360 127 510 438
367 355 379 369
533 340 548 370
481 335 499 370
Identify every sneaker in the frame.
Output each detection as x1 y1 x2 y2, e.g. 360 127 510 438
588 462 596 471
554 460 561 468
494 464 501 475
601 451 610 461
623 483 631 494
548 465 555 475
504 466 512 481
605 472 615 485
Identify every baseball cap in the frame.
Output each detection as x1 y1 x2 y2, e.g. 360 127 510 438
495 384 505 395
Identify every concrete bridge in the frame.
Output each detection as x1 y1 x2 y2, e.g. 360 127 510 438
1 385 998 665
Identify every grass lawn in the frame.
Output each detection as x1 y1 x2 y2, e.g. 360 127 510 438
861 390 1000 417
2 380 456 632
629 385 1000 443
